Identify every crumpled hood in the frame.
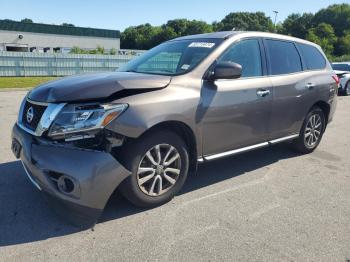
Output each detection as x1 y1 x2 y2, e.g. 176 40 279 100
28 72 172 103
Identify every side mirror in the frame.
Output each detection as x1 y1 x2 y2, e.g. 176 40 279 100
208 62 242 81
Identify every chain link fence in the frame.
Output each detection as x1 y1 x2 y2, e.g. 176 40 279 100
0 50 144 77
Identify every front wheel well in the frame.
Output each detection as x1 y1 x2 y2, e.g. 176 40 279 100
144 121 198 174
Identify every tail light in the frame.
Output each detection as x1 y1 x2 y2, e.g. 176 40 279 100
332 74 340 86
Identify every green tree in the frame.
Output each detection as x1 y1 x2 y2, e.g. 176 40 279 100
214 12 274 32
121 26 139 49
335 34 350 56
185 20 213 35
21 18 33 23
121 24 161 49
306 23 337 56
165 19 189 35
151 26 177 46
121 19 213 49
280 13 314 38
165 19 213 36
313 4 350 37
61 23 75 27
117 2 350 58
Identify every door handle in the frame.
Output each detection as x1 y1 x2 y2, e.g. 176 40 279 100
305 83 315 90
257 89 270 97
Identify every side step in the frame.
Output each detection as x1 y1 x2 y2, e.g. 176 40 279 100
198 134 299 162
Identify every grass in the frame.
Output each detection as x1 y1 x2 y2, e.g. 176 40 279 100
0 77 59 89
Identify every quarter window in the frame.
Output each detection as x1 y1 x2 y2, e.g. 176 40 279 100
297 43 326 70
265 40 302 75
218 39 263 78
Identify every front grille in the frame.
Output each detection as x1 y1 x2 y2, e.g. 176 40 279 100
22 100 47 131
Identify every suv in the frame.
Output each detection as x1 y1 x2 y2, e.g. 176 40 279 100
332 62 350 96
11 32 338 226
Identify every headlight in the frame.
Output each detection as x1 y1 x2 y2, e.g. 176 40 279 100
48 103 128 139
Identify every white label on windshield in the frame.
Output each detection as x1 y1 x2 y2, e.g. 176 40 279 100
181 64 190 70
188 42 215 48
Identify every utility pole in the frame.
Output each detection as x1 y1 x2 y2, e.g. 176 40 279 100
273 11 279 32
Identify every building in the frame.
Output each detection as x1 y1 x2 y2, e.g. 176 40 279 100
0 19 120 53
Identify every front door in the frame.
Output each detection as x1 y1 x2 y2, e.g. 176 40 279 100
200 38 273 156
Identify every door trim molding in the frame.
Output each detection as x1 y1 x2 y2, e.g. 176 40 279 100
199 134 299 162
269 134 299 144
204 142 269 161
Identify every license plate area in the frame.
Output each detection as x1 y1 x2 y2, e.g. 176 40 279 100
11 138 22 159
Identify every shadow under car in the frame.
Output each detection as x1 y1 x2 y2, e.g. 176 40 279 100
0 144 299 247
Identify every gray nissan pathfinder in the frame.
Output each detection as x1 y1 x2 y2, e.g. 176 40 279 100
11 31 338 226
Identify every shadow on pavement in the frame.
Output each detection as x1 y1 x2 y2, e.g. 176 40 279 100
0 144 299 247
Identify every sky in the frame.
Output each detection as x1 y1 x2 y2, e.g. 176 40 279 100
1 0 348 31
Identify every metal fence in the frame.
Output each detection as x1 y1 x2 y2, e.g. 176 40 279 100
0 50 144 77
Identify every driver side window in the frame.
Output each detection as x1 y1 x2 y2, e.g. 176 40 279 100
218 39 263 78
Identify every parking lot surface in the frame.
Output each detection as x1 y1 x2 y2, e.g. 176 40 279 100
0 91 349 261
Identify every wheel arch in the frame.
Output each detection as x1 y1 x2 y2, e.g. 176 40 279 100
345 80 350 95
310 100 330 128
137 121 199 175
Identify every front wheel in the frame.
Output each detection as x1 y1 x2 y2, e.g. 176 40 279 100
292 107 325 154
119 130 189 208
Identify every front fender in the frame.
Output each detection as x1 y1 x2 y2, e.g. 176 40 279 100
105 86 203 155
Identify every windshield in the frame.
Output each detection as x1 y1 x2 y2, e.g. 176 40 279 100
332 64 350 71
118 38 223 76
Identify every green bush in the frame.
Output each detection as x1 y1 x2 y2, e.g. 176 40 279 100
331 55 350 62
70 45 109 55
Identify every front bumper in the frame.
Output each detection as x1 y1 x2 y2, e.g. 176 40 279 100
11 124 131 227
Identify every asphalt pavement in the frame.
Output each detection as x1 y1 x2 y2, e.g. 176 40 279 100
0 91 349 261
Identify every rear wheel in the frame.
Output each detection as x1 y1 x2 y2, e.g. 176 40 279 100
345 81 350 96
119 130 189 208
292 107 325 154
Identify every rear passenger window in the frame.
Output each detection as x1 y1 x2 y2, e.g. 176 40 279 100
297 43 326 70
218 39 262 78
265 40 302 75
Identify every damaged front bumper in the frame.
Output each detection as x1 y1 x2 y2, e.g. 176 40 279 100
11 124 131 228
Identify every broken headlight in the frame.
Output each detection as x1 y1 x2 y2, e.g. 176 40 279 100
48 103 128 140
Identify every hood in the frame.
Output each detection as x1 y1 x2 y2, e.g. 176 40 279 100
28 72 172 103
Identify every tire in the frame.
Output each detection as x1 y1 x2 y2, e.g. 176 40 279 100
118 129 189 208
344 81 350 96
292 106 325 154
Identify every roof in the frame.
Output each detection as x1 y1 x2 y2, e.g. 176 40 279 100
171 31 316 46
0 19 120 38
172 31 242 41
332 62 350 65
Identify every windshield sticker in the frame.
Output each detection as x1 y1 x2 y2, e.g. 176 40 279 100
188 42 215 48
181 64 190 70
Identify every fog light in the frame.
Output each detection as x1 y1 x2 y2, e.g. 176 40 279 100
57 176 75 194
46 171 81 198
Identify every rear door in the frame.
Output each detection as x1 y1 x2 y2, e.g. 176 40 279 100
200 38 273 156
264 39 318 140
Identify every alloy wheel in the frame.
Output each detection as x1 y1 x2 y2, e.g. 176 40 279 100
304 114 322 148
137 144 181 196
